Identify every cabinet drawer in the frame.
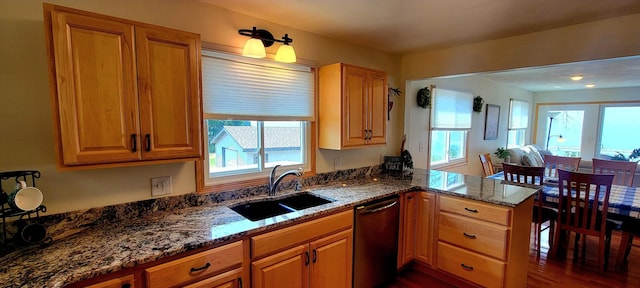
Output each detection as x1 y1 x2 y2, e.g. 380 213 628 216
252 210 353 259
437 242 505 288
438 212 508 260
439 196 511 226
145 241 243 288
85 274 135 288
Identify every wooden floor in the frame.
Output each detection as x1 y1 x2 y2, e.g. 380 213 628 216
387 228 640 288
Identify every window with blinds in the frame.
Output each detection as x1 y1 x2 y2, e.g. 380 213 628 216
430 88 472 167
198 51 315 188
507 99 530 148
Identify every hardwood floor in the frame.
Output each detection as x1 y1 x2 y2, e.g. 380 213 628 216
387 228 640 287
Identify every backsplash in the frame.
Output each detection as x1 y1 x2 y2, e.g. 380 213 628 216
34 165 384 242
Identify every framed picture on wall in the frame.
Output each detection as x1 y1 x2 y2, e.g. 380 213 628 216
484 104 500 140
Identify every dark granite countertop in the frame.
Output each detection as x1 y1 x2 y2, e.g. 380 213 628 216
0 169 539 288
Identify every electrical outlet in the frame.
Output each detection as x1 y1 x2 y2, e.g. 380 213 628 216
151 176 172 196
334 157 341 171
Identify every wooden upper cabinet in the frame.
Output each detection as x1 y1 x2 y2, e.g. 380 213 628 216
135 26 202 160
318 63 387 150
44 4 202 169
48 10 140 165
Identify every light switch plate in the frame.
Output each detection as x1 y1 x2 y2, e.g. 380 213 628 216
151 176 172 196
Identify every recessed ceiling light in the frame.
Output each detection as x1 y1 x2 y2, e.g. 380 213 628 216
571 75 584 81
585 84 596 88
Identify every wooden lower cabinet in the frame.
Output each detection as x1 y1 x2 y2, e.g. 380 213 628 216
397 191 417 268
252 244 309 288
251 210 354 288
415 192 435 266
436 195 533 288
145 240 244 288
309 230 353 288
85 274 135 288
183 268 244 288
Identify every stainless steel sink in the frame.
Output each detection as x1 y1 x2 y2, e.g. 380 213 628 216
230 192 334 221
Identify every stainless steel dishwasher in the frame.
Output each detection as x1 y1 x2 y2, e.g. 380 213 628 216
353 195 400 288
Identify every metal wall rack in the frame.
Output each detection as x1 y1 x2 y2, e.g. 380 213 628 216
0 170 46 254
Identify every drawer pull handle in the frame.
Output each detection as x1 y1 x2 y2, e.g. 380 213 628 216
190 262 211 273
238 278 243 288
145 133 151 152
464 207 478 213
305 251 310 265
131 134 137 152
461 263 474 271
463 232 477 239
312 249 317 263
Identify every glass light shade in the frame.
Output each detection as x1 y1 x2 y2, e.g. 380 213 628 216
243 38 266 58
275 44 297 63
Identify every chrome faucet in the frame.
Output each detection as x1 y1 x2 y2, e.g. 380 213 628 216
269 165 304 196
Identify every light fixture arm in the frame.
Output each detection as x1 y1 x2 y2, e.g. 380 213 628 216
238 27 293 47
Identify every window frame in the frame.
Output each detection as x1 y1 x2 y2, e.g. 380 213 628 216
535 101 640 160
196 44 316 193
429 130 469 169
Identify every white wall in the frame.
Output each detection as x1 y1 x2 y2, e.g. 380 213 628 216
404 75 533 176
0 0 401 214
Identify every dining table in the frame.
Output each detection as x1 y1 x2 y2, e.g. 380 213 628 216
488 171 640 221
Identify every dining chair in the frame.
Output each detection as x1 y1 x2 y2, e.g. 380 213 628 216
479 153 495 177
543 155 581 178
502 162 555 258
592 158 640 269
551 169 615 272
592 158 638 186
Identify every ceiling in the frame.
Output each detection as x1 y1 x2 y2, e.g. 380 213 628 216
201 0 640 92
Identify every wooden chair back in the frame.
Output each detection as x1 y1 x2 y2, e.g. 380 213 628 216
479 153 494 177
502 162 544 185
543 155 581 178
503 162 551 259
554 169 614 272
592 158 638 186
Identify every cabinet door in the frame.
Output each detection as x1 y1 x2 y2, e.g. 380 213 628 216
252 245 309 288
183 268 243 288
85 274 135 288
398 192 416 268
49 10 140 165
341 65 368 147
367 70 387 145
416 192 435 265
135 26 203 160
309 229 353 288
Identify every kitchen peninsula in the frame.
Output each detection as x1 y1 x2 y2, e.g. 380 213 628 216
0 168 538 288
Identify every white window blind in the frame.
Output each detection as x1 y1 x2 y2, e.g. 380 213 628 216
431 88 473 129
509 99 529 129
202 51 315 121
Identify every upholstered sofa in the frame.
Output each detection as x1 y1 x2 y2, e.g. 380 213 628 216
507 144 548 167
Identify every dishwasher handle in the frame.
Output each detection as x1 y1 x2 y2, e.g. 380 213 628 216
357 200 398 215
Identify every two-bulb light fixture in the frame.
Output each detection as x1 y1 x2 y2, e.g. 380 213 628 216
238 27 296 63
570 75 596 88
